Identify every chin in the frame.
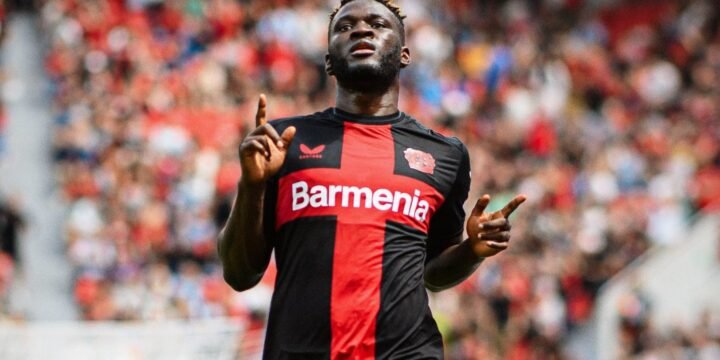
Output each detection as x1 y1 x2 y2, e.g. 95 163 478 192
347 63 381 75
347 56 380 67
329 51 400 92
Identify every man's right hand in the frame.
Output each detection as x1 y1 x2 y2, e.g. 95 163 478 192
239 94 297 186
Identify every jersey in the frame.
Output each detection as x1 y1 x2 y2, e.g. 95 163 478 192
261 108 471 359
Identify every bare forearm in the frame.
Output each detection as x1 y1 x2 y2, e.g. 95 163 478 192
218 181 272 291
424 239 485 292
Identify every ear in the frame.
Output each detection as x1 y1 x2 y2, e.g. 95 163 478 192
400 46 411 68
325 54 335 76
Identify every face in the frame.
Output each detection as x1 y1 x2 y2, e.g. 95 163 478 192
326 0 411 93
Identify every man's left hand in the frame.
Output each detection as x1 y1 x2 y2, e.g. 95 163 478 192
466 194 526 258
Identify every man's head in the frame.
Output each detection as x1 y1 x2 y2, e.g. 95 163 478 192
326 0 411 94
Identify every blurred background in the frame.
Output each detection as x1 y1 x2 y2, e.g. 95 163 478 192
0 0 719 358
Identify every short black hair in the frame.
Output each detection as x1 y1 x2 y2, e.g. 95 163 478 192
329 0 407 34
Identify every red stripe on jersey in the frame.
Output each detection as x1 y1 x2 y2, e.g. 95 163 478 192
274 122 445 359
332 123 389 359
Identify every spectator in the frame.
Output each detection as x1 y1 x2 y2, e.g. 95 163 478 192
0 197 24 265
0 197 24 316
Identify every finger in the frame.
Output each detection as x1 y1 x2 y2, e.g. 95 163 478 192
240 139 269 157
486 241 508 250
478 231 510 242
246 135 270 149
478 218 509 231
244 136 271 157
255 94 267 128
500 194 527 218
281 126 297 148
257 124 283 148
471 194 491 216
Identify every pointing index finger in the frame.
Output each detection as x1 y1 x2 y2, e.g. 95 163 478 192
500 194 527 218
255 94 267 128
472 194 491 216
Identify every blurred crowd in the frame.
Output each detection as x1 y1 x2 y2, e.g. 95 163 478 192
0 1 13 315
34 0 720 358
617 290 720 359
0 1 6 156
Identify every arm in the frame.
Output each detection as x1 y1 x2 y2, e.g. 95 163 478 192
218 181 271 291
424 236 483 292
424 195 526 292
218 95 296 291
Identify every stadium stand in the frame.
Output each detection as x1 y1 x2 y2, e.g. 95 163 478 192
35 0 720 357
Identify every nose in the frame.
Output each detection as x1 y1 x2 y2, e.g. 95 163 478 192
350 22 374 40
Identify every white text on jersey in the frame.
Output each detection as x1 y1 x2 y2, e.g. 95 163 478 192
291 181 430 222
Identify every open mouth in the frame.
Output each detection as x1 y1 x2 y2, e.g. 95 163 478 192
350 41 376 56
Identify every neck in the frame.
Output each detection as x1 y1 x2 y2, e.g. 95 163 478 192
335 81 400 116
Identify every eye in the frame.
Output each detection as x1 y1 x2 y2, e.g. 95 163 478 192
338 24 352 32
371 22 385 29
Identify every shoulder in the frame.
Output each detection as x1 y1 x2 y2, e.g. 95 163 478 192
398 114 468 158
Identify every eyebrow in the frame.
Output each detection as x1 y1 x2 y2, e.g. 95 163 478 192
333 13 393 28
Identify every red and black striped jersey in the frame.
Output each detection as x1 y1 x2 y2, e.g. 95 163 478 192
262 108 470 359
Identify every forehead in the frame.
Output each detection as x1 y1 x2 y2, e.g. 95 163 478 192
332 0 400 27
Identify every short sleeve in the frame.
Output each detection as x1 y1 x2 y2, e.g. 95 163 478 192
425 143 471 263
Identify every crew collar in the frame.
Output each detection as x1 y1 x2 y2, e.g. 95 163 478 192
331 107 404 125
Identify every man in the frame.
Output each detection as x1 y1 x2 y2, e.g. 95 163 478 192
218 0 526 358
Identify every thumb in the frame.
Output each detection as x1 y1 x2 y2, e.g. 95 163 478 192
472 194 491 216
280 126 296 148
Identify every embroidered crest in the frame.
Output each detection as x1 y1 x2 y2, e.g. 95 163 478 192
404 148 435 175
